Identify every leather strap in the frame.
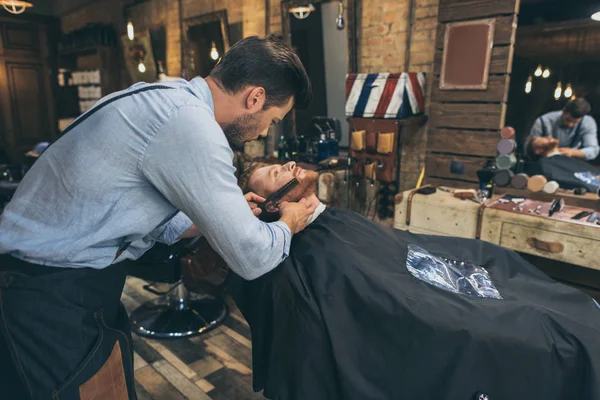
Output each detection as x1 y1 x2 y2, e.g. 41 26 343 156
476 201 488 239
405 185 432 226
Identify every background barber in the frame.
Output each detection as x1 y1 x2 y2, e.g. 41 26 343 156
0 35 313 399
528 97 599 160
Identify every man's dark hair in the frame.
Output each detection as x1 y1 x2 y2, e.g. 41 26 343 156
209 35 312 110
563 98 591 119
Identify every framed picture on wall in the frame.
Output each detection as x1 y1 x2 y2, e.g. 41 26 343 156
440 19 496 90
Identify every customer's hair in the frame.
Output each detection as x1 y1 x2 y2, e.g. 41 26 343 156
564 98 591 119
238 162 267 193
525 138 540 160
209 35 312 110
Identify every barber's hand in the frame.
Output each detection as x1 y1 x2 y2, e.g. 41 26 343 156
279 198 317 235
244 192 266 217
559 147 574 157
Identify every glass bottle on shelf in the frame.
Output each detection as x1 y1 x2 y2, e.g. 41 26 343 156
317 133 329 161
278 136 287 161
327 130 339 157
287 136 299 161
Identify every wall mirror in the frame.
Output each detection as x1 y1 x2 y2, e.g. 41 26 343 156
279 0 359 148
182 10 231 79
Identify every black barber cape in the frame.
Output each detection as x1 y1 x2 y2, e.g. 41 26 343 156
527 154 600 194
228 208 600 400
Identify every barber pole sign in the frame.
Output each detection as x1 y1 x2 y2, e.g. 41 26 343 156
345 72 426 119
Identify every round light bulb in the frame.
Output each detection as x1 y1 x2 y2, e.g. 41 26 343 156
592 11 600 21
554 82 562 100
210 46 219 61
542 68 550 78
564 83 573 98
534 65 542 77
138 62 146 73
525 77 532 94
127 21 134 41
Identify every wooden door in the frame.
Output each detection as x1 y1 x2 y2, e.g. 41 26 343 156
0 16 57 163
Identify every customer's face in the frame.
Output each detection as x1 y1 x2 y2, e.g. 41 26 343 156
531 136 559 156
249 161 319 200
223 97 294 147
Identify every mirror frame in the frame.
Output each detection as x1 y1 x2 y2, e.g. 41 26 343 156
280 0 359 73
182 9 230 79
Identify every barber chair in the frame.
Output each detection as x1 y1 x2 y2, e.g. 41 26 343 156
126 238 228 339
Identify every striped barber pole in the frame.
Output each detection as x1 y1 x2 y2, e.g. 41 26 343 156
345 72 426 119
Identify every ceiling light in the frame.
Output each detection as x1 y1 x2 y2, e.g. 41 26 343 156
336 1 345 30
542 68 550 78
534 65 542 77
592 11 600 21
525 76 532 94
290 4 315 19
564 83 573 98
0 0 33 14
138 62 146 73
554 82 562 100
127 21 134 41
210 41 219 61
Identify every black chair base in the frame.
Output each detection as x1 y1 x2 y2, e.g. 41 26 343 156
131 291 228 339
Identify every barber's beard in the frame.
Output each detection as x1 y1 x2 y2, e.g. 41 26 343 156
223 112 263 147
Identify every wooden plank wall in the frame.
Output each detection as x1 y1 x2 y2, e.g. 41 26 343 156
425 0 519 186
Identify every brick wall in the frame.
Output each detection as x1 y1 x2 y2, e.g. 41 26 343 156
57 0 437 189
359 0 439 190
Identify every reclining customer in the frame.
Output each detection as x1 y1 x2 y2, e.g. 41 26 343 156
227 161 600 400
527 136 600 194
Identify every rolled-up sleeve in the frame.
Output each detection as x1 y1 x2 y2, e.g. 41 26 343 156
149 212 193 245
580 117 599 161
140 105 291 280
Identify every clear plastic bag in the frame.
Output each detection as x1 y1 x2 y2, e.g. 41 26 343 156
406 244 503 299
574 172 600 188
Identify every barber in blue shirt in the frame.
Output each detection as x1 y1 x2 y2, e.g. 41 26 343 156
0 35 314 399
528 98 599 161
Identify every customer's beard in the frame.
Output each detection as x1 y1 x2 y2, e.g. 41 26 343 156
223 112 263 147
540 143 560 157
283 170 319 202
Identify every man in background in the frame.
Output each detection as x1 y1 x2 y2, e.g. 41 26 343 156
528 98 599 161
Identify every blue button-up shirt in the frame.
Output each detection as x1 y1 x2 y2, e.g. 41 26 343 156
0 78 291 280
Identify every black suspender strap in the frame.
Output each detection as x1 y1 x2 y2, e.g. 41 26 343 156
570 119 583 149
56 84 176 259
540 116 547 137
60 85 175 136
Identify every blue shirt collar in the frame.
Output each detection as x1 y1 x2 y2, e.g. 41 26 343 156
189 77 215 115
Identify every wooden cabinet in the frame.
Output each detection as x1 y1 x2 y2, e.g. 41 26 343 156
0 15 58 163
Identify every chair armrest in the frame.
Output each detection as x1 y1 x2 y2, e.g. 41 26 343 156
181 237 229 297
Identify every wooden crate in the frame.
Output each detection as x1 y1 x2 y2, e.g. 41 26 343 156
394 188 480 238
394 188 600 271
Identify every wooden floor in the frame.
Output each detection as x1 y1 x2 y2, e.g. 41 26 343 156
122 277 262 400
